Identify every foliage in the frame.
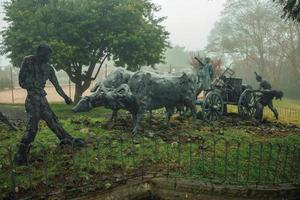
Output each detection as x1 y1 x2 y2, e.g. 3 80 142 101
273 0 300 22
1 0 169 102
206 0 300 98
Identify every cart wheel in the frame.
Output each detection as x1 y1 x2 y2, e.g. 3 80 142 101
202 91 224 122
238 89 257 119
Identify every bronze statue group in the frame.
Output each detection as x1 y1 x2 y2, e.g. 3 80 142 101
1 44 283 165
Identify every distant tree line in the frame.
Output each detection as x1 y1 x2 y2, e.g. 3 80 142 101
206 0 300 99
158 45 224 77
273 0 300 22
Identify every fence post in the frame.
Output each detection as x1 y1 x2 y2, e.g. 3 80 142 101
177 138 181 176
246 143 252 184
213 140 216 179
42 144 49 198
258 143 263 184
224 141 228 183
282 145 289 183
8 145 16 199
267 143 273 184
141 136 145 180
10 66 15 104
68 78 72 100
130 137 137 175
119 137 126 180
166 140 170 179
189 138 192 177
273 145 282 184
236 142 240 183
108 137 113 173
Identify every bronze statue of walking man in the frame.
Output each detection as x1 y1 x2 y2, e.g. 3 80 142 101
15 44 84 165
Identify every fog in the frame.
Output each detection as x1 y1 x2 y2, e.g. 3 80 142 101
0 0 299 99
152 0 226 51
0 0 226 65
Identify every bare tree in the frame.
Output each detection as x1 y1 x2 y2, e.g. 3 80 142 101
206 0 300 97
273 0 300 22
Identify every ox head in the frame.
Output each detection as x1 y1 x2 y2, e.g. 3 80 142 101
72 96 93 113
73 86 109 112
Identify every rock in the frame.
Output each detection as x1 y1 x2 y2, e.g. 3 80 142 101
105 183 112 189
80 128 89 134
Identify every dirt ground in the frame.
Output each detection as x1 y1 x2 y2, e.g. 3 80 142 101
1 103 300 136
0 85 93 104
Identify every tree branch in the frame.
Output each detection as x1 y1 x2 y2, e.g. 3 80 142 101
91 54 109 81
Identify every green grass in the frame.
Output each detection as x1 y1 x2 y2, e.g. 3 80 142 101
226 98 300 125
273 98 300 109
0 101 300 199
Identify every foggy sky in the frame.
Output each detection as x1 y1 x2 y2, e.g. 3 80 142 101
0 0 226 65
152 0 227 51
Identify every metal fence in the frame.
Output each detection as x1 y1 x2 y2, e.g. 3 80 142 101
0 136 299 199
265 106 300 123
0 66 110 104
228 105 300 125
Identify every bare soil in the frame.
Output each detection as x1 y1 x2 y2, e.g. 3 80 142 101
0 85 92 104
95 112 300 140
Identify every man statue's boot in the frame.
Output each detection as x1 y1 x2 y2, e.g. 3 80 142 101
72 138 85 147
14 144 29 166
59 137 85 147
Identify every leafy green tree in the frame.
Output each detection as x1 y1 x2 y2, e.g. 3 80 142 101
1 0 169 102
273 0 300 22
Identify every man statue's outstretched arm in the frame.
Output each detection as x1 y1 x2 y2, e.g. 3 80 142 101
49 67 73 104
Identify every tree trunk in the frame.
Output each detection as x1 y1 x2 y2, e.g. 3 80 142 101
73 78 93 103
288 23 300 86
296 25 300 86
67 61 104 103
74 83 85 104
